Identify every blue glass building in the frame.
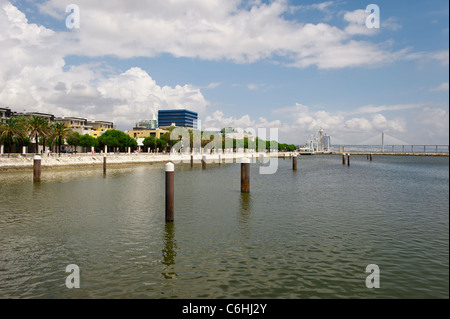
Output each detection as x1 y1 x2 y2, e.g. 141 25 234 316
158 109 198 129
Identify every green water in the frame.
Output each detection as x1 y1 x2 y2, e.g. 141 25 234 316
0 155 448 298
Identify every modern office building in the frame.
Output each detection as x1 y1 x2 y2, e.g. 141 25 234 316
158 109 198 129
134 119 158 130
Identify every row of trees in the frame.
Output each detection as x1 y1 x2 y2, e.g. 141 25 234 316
0 116 139 154
1 116 297 154
142 128 297 153
0 115 71 154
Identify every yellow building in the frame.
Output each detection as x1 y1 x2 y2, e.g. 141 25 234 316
90 131 103 138
127 128 168 139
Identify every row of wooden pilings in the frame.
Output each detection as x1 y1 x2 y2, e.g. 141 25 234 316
342 153 373 166
32 152 298 223
33 154 109 182
165 153 299 222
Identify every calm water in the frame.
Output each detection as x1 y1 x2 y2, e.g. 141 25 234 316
0 155 448 298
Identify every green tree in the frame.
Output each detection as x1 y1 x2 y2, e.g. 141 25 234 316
51 122 71 154
156 138 166 151
79 134 98 152
125 135 137 150
159 132 172 151
98 129 134 152
27 115 50 154
0 116 27 153
143 136 156 151
66 132 81 151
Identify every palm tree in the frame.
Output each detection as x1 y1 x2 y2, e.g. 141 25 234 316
40 118 51 154
27 115 48 154
51 122 71 154
0 116 27 153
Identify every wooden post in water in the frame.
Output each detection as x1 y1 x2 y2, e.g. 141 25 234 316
347 153 350 166
103 154 107 175
218 154 222 165
293 154 297 171
241 158 250 193
370 153 373 162
342 154 346 165
33 155 41 183
259 153 264 164
165 162 174 222
202 155 207 169
190 154 194 168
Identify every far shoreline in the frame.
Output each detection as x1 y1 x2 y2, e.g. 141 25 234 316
0 151 448 173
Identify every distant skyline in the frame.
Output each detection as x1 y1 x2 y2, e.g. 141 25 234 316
1 0 448 144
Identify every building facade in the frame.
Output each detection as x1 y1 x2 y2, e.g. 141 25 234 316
134 119 158 130
158 109 198 129
126 128 168 139
0 107 12 124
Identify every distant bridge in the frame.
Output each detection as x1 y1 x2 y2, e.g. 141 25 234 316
334 144 449 155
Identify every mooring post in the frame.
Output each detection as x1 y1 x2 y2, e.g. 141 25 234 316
342 154 346 165
370 153 373 162
103 154 107 175
165 162 174 222
347 153 350 166
202 155 207 169
33 155 41 183
241 158 250 193
190 154 194 168
218 154 222 165
293 154 297 171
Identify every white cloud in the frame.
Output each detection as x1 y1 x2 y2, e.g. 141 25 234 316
406 50 450 66
415 107 449 142
32 0 410 69
273 102 410 144
203 110 281 131
205 82 221 89
383 17 402 31
0 1 209 128
353 103 429 114
343 9 378 36
429 82 449 92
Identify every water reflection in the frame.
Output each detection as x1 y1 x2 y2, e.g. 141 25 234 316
238 193 252 240
161 222 178 279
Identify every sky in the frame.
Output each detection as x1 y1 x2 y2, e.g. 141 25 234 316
0 0 448 145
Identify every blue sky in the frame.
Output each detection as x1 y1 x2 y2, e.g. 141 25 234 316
1 0 448 145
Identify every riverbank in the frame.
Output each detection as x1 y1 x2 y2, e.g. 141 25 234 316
0 152 257 172
1 151 448 172
333 152 449 156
